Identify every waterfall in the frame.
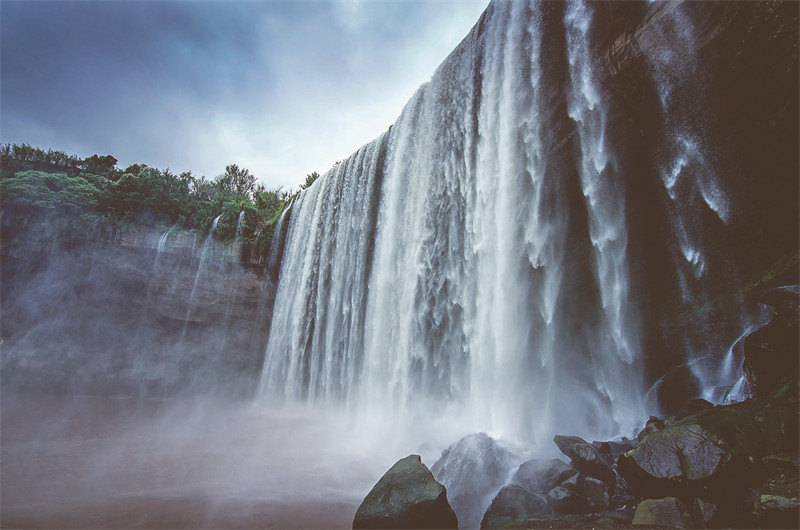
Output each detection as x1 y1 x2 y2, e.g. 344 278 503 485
180 214 222 342
138 227 172 335
258 0 779 446
564 0 640 430
235 210 245 242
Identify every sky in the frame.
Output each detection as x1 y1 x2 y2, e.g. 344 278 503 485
1 0 488 190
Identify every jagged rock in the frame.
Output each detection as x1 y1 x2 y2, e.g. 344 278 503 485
672 398 715 422
512 458 577 495
431 433 519 529
353 455 458 529
582 476 610 510
752 453 799 528
744 286 800 398
553 435 616 485
636 416 665 441
592 438 638 464
545 473 591 514
618 398 796 503
690 498 717 529
632 497 692 528
480 485 551 529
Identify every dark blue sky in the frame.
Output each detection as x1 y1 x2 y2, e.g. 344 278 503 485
1 0 488 188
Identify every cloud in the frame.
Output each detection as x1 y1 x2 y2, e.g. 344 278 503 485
1 0 489 189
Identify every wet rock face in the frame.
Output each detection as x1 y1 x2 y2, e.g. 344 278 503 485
553 435 616 485
744 287 800 399
618 399 795 503
353 455 458 530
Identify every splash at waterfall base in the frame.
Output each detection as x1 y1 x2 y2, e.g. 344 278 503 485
356 290 799 528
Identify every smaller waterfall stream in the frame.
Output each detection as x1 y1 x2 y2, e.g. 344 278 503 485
180 215 222 343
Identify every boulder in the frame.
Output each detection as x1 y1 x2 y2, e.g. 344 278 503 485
431 433 519 529
352 454 458 529
752 453 799 528
672 398 714 422
545 473 590 514
480 485 551 529
632 497 692 528
553 435 616 485
591 438 637 464
618 398 796 503
512 458 577 494
636 416 665 441
582 476 610 510
689 498 717 529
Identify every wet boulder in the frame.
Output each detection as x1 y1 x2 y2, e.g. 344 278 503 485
636 416 665 441
512 458 577 495
480 485 551 529
752 453 799 528
582 476 611 510
353 454 458 529
431 433 519 529
631 497 692 528
592 437 637 463
553 435 616 485
618 398 796 503
546 473 591 514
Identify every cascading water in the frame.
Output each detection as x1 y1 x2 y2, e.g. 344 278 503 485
564 0 640 431
259 0 795 458
260 0 651 447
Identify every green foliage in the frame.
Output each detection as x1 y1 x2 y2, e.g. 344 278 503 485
1 142 308 259
300 171 321 190
1 170 100 214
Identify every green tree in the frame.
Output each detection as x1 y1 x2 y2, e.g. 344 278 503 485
216 164 256 199
300 171 321 190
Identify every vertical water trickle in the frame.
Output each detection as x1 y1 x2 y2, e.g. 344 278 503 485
138 228 172 337
235 210 245 243
640 1 747 402
180 214 222 343
563 0 643 431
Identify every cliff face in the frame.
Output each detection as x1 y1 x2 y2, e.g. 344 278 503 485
591 0 798 407
1 214 275 398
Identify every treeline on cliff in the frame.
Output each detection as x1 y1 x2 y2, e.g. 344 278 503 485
0 143 318 258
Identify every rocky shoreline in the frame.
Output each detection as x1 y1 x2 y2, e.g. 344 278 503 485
354 288 799 529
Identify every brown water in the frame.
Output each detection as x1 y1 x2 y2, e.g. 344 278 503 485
1 395 398 529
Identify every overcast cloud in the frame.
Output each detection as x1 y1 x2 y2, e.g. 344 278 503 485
1 0 488 189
